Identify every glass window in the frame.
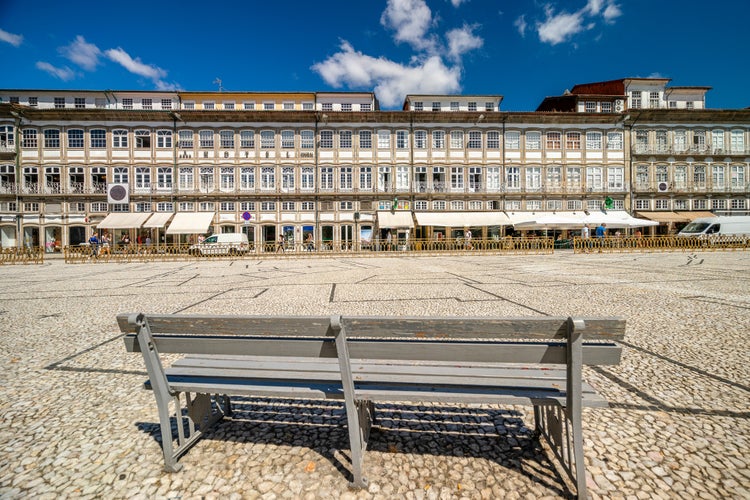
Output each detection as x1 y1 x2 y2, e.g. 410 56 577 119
606 132 622 150
220 130 234 149
260 130 274 148
546 132 561 149
199 130 213 148
414 131 427 149
68 129 84 148
281 130 294 149
44 129 60 148
674 130 687 152
301 130 314 149
240 130 255 148
526 132 541 150
487 131 500 149
731 130 745 153
468 131 482 149
156 130 172 149
505 131 520 149
320 130 333 149
178 130 193 149
505 166 520 189
377 130 390 149
712 130 725 153
240 167 255 190
340 166 353 190
396 130 408 149
359 166 373 190
450 102 459 111
450 131 463 149
261 167 275 190
566 132 581 149
656 130 668 152
432 102 441 112
586 132 602 150
282 167 295 190
359 130 372 149
89 128 107 149
22 129 38 148
432 131 445 149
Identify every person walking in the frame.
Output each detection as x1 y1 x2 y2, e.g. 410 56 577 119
581 224 591 253
595 223 607 252
276 234 285 253
88 233 99 258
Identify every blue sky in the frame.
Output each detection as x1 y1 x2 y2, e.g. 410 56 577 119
1 0 748 111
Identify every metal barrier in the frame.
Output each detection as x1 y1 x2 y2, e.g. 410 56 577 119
63 237 554 263
572 235 750 253
0 247 45 265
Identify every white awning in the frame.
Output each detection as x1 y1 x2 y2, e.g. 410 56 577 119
97 213 151 229
513 211 659 229
166 212 215 234
376 211 414 228
143 212 174 228
414 212 511 227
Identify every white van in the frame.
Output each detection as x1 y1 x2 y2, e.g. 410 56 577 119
678 216 750 239
189 233 249 256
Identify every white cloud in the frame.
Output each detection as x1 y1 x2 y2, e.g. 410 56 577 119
59 36 101 71
514 15 528 37
311 41 461 108
104 47 180 89
105 47 167 80
603 2 622 22
36 61 76 81
537 7 587 45
450 0 468 6
0 28 23 47
380 0 437 52
446 24 483 61
532 0 622 45
585 0 604 15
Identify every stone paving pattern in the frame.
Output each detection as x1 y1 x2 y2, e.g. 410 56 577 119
0 251 748 499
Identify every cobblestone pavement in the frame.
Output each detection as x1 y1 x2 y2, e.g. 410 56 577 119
1 251 748 499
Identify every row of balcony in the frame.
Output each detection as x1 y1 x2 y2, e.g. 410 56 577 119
3 180 749 197
633 145 750 156
0 180 637 196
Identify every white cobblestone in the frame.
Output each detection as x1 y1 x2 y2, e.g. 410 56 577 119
0 252 748 498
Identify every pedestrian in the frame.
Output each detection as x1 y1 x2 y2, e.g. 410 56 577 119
581 224 591 253
276 234 285 253
465 229 472 249
88 233 99 258
305 233 314 252
386 230 392 251
595 223 606 252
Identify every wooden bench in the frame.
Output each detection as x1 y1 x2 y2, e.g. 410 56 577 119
119 313 625 498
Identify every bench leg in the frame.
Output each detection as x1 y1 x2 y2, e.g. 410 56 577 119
153 391 227 473
534 403 588 499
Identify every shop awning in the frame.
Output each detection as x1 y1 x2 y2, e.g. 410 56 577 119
680 211 715 220
636 211 690 223
166 212 215 234
514 211 658 229
414 212 511 227
97 212 151 229
376 211 414 228
143 212 174 228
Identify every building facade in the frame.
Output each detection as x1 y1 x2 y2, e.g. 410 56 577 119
0 83 748 250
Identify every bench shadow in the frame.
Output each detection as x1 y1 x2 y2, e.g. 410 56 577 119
135 397 572 498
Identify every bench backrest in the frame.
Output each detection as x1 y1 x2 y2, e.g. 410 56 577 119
119 313 624 366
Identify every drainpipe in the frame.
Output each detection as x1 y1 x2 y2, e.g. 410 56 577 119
501 113 507 236
10 110 23 248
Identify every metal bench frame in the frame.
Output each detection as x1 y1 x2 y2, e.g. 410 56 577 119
120 313 625 498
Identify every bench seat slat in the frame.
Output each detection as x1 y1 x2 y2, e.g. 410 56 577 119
117 313 626 341
161 375 609 408
173 355 571 382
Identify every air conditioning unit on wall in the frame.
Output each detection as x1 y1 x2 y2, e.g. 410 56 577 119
107 183 129 204
657 182 669 192
615 100 624 112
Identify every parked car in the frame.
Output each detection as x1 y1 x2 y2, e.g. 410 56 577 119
189 233 249 256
